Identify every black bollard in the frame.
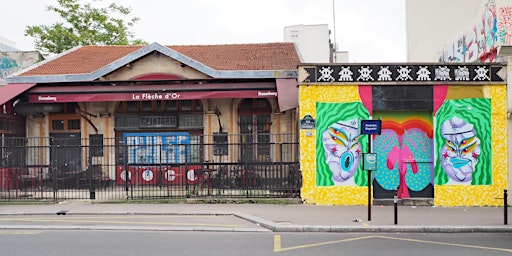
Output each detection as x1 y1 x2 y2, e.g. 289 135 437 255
394 190 398 225
505 189 508 225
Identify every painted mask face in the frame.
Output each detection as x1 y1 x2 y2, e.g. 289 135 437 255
440 117 480 183
322 119 363 184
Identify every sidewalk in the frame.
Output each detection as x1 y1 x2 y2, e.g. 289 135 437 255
0 201 510 233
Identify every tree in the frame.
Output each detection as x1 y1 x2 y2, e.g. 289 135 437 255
25 0 147 55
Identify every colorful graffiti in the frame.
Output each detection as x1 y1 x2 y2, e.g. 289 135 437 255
0 57 19 79
498 6 512 44
316 102 369 186
434 98 492 185
373 113 434 199
442 0 500 62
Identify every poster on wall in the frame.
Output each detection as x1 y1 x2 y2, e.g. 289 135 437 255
434 98 492 185
316 102 370 186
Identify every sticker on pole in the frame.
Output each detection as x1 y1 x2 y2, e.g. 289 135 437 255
363 153 377 171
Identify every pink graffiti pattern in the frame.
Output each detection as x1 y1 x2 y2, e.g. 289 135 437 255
386 144 418 198
498 7 512 44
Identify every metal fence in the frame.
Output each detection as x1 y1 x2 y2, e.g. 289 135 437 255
0 133 300 201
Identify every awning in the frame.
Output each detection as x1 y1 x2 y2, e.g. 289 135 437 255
0 83 37 105
276 78 298 112
26 82 278 103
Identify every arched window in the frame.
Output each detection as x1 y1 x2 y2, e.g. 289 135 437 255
238 99 272 163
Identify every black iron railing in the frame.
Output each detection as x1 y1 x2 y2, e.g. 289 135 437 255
0 134 300 201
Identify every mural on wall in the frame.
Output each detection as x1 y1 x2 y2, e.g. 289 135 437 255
373 112 434 199
316 102 369 186
0 57 19 80
442 0 501 62
0 51 43 85
498 6 512 45
434 98 492 185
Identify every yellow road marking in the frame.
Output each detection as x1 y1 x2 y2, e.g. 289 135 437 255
0 217 243 228
274 234 512 253
274 235 376 252
0 230 41 235
374 235 512 253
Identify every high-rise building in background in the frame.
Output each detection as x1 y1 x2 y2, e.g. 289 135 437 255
406 0 483 62
284 24 348 63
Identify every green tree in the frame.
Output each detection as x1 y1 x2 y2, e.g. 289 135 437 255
25 0 147 55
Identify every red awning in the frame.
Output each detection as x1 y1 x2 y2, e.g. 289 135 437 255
26 82 278 103
0 83 37 105
276 78 298 112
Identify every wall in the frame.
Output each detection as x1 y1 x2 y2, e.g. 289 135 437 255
298 65 507 206
284 24 331 63
0 51 42 85
441 0 512 62
406 0 483 62
105 52 210 80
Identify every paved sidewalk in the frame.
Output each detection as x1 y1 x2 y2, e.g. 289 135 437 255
0 201 510 233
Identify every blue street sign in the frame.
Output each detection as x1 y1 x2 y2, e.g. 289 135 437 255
360 119 382 135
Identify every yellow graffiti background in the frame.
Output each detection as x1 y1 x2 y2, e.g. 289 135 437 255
299 85 368 205
299 84 507 206
435 85 508 206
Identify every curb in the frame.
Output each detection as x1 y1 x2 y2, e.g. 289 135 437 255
0 211 510 233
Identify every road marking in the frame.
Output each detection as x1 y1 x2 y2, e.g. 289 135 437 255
0 217 243 228
274 235 512 253
274 235 376 252
0 230 41 235
374 235 512 253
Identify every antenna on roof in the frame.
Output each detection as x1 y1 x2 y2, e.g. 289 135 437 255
332 0 337 63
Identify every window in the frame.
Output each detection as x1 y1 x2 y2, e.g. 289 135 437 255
49 116 81 132
238 99 272 163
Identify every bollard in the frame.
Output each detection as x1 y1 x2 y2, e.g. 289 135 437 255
505 189 508 225
394 190 398 225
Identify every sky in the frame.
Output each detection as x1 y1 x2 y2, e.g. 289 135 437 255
1 0 406 62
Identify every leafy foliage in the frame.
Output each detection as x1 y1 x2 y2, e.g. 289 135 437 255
25 0 147 55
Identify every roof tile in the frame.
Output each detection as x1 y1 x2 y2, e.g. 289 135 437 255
19 43 300 77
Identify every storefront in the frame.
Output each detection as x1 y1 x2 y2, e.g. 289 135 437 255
1 42 300 190
298 63 507 206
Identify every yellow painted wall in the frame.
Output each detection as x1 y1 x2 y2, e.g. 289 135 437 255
299 84 368 205
435 85 508 206
299 84 508 206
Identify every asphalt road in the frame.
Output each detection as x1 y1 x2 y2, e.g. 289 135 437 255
0 214 266 231
0 230 511 256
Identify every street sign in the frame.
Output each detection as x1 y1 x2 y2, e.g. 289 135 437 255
360 119 382 135
363 153 377 171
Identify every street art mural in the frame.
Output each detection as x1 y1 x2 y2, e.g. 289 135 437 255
373 112 434 199
316 102 369 186
434 98 492 185
0 57 19 80
442 0 512 63
298 63 507 207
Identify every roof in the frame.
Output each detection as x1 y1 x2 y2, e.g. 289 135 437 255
17 42 301 77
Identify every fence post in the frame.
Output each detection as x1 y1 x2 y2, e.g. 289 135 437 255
505 189 508 225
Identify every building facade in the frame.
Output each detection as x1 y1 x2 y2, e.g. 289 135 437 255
0 42 300 197
298 63 507 207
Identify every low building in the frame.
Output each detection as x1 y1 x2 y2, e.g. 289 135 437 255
298 63 507 207
0 42 301 198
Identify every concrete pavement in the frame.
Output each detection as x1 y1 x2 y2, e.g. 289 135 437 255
0 200 510 233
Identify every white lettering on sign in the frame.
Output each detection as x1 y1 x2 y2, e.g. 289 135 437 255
131 92 181 100
258 91 278 96
365 124 378 130
38 96 57 101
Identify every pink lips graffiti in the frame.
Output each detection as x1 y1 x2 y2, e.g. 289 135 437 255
374 120 433 199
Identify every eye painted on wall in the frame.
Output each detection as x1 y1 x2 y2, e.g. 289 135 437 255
445 140 456 152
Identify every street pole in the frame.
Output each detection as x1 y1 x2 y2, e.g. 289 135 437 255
367 134 372 221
